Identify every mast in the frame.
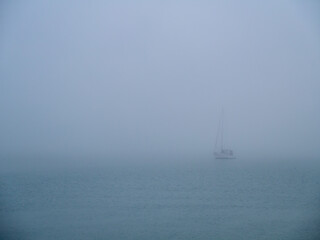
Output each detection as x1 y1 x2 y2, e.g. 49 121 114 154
214 109 224 153
221 109 224 151
214 116 220 152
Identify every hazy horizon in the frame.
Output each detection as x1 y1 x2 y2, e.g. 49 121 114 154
1 1 320 168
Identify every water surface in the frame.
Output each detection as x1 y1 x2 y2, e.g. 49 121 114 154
1 160 320 239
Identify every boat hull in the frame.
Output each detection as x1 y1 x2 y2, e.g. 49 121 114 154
214 151 235 159
215 156 236 159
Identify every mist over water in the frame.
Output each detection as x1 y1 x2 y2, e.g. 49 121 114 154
1 0 320 165
1 1 320 239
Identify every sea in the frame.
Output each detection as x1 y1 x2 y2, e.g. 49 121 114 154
1 159 320 240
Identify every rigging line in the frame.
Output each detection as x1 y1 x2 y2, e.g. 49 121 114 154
214 115 221 152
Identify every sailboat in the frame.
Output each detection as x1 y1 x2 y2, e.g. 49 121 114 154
214 110 235 159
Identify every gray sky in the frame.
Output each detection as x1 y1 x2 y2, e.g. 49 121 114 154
1 0 320 164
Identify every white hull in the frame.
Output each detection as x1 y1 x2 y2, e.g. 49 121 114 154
214 152 235 159
214 156 236 159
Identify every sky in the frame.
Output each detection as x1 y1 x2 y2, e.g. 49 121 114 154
1 0 320 166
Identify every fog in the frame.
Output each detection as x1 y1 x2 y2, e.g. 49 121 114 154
1 1 320 168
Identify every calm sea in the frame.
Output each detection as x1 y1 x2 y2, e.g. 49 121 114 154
1 160 320 240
